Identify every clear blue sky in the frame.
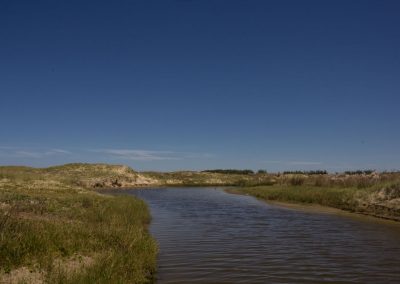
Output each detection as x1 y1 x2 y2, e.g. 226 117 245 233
1 0 399 172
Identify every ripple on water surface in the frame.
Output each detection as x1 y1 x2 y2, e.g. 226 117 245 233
121 188 400 284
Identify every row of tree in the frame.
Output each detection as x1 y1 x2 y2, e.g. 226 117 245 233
202 169 256 175
344 170 375 175
202 169 382 175
282 170 328 175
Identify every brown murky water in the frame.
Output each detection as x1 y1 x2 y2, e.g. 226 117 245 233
123 188 400 284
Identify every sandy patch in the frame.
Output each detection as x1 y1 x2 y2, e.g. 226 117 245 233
0 255 96 284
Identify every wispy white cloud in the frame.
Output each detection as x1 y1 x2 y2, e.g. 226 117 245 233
182 152 216 159
49 149 71 155
14 151 44 158
0 146 214 163
0 148 71 159
287 161 323 166
0 146 18 150
261 160 283 164
92 149 215 162
262 160 322 166
93 149 181 161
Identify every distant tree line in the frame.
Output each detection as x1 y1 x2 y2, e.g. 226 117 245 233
202 169 255 175
344 170 375 175
283 170 327 175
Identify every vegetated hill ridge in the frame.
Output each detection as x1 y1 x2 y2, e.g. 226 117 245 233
0 163 160 189
0 163 277 189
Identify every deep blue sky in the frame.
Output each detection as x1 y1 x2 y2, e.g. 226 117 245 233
1 0 399 172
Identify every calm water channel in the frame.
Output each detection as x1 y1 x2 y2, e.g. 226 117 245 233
118 187 400 283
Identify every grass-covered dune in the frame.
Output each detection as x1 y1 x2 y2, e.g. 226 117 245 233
231 172 400 221
0 163 159 189
0 163 276 190
0 164 157 283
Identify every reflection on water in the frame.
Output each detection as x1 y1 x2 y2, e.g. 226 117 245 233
122 188 400 284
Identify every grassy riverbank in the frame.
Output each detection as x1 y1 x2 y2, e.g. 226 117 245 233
231 173 400 221
231 185 363 211
1 163 400 283
0 166 157 283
